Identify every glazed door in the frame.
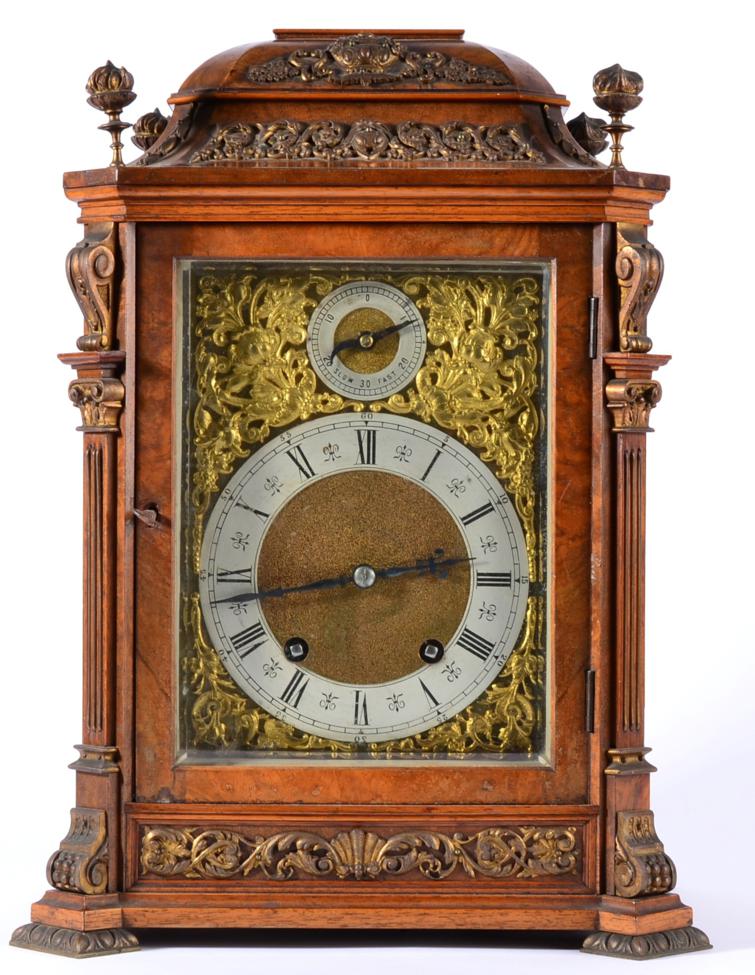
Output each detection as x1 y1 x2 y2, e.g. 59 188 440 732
125 221 601 890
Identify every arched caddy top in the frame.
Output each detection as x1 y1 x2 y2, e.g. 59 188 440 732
171 29 565 104
126 28 611 171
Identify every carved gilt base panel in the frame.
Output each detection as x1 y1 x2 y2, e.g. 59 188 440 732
10 922 139 958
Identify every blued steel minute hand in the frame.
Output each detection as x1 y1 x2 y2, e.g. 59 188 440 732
327 318 415 364
211 551 474 606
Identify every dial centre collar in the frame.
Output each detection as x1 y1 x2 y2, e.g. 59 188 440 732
353 564 377 589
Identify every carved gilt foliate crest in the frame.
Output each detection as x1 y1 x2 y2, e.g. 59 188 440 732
246 33 513 88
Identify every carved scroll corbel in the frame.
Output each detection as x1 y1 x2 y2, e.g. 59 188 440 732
614 810 676 897
66 223 118 351
616 223 664 352
46 808 108 895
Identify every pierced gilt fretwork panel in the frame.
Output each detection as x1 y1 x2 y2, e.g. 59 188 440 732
141 825 578 881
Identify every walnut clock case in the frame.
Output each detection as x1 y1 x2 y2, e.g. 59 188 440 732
10 29 711 961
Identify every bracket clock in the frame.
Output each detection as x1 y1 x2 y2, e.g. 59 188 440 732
10 29 711 960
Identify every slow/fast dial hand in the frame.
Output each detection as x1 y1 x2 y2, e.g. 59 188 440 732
327 317 417 364
211 550 473 606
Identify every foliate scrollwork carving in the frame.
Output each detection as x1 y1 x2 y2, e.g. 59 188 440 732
542 105 601 167
605 377 662 432
247 33 513 88
616 224 664 352
46 808 108 895
66 224 118 351
614 810 676 898
133 103 195 165
68 375 125 431
141 825 578 881
10 923 139 958
190 120 543 165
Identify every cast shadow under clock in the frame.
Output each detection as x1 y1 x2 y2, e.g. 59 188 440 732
135 929 586 952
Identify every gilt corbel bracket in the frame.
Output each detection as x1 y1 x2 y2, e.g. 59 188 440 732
616 223 664 353
46 807 109 895
614 809 677 897
66 223 119 351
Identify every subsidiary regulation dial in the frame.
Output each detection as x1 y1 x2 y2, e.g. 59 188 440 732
307 281 426 401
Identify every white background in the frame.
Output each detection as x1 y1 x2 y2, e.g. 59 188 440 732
0 0 752 972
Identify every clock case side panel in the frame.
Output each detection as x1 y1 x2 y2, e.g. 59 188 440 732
57 221 136 895
600 221 675 897
11 222 139 954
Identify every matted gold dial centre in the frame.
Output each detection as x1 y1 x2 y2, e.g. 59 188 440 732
256 471 470 685
333 308 399 373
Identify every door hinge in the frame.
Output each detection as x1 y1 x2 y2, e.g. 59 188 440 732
588 296 599 359
585 668 596 733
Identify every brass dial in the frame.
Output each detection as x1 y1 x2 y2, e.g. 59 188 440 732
198 414 529 743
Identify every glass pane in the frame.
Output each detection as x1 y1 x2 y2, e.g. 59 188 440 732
175 260 551 765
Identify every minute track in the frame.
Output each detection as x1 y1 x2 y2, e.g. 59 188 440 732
199 413 529 743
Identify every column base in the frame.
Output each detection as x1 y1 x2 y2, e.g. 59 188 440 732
10 921 140 958
582 926 711 960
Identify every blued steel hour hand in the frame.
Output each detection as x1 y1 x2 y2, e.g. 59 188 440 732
211 549 473 606
327 317 416 364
